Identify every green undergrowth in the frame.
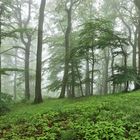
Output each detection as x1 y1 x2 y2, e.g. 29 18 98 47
1 91 140 139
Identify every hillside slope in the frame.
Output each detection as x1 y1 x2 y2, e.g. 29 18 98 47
1 91 140 139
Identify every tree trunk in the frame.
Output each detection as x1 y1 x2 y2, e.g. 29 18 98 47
60 5 72 98
133 29 138 90
134 25 140 90
91 48 94 95
75 63 84 97
0 30 1 94
24 38 31 100
134 0 140 90
34 0 46 104
71 60 75 97
0 5 2 94
85 58 90 96
16 0 32 100
13 49 18 100
111 49 115 93
102 48 109 94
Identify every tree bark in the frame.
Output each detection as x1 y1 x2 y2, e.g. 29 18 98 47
134 0 140 90
102 48 109 94
24 37 31 100
85 57 90 96
34 0 46 104
111 48 115 93
13 49 18 100
15 0 32 100
91 47 94 95
75 63 84 96
0 4 3 94
71 60 75 97
59 4 72 98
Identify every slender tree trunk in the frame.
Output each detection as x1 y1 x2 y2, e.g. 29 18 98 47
134 0 140 90
111 49 115 93
71 60 75 97
85 58 90 96
13 49 18 100
60 6 72 98
75 63 84 97
16 0 32 100
25 38 31 100
136 23 140 89
0 5 2 94
124 55 128 92
0 32 1 94
121 46 128 92
133 29 138 90
34 0 46 104
102 48 109 94
91 48 94 95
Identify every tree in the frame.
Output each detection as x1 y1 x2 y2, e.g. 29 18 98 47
0 3 3 94
134 0 140 90
11 0 33 100
34 0 46 104
59 0 80 98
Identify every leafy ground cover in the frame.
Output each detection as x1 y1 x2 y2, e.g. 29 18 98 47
1 91 140 139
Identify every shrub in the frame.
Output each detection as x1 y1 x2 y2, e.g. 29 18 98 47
0 92 12 115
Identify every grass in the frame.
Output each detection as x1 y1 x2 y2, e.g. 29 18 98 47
1 91 140 139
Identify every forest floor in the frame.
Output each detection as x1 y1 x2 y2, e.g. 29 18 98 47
1 91 140 139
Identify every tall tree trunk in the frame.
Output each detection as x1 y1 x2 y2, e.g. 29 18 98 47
85 58 90 96
124 54 128 92
134 0 140 90
121 46 128 92
16 0 32 100
60 5 72 98
71 60 75 97
14 49 17 100
91 48 94 95
111 48 115 93
102 48 109 94
0 27 1 94
34 0 46 104
0 5 2 94
133 29 138 90
135 23 140 90
25 37 31 100
75 63 84 96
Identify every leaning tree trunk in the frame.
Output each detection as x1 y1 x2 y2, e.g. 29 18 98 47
34 0 46 104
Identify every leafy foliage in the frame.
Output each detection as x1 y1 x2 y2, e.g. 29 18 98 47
0 68 24 75
109 65 137 84
1 92 140 139
0 92 12 115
